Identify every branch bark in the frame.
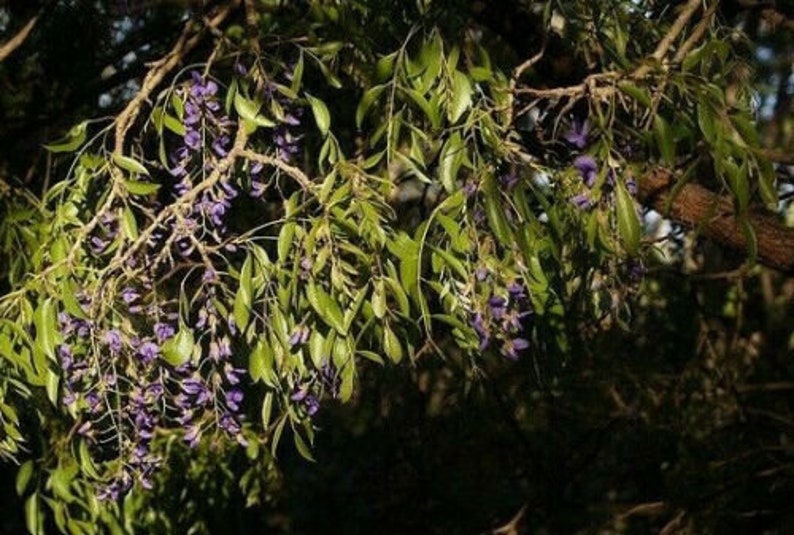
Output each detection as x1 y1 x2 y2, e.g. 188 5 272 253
639 169 794 273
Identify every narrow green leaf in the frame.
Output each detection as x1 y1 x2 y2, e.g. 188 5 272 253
383 325 403 364
234 93 275 128
356 84 387 128
113 154 149 176
371 281 386 319
261 392 274 430
15 461 33 496
123 180 160 196
306 93 331 136
617 81 651 107
307 283 346 334
293 430 315 462
449 70 473 123
615 179 641 255
25 493 41 535
44 122 87 153
234 255 254 331
357 350 385 365
653 115 675 165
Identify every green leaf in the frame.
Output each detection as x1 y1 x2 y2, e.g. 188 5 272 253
44 122 87 153
25 493 42 535
123 180 160 196
260 393 275 432
371 280 386 319
277 222 296 263
617 81 651 107
653 115 675 165
112 153 149 176
161 327 194 367
293 430 315 462
482 174 512 246
306 283 346 334
234 93 275 128
15 461 34 496
121 207 138 240
402 87 440 130
234 255 254 331
249 336 275 386
615 179 641 255
449 70 473 123
439 132 464 194
291 52 304 94
357 350 385 365
45 370 59 407
356 84 387 128
383 325 403 364
33 298 59 363
306 93 331 136
697 98 717 144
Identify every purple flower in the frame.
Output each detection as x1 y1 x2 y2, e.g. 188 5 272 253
153 323 175 342
488 295 507 319
91 236 108 253
105 329 123 353
184 130 201 150
225 389 243 412
507 282 526 300
471 312 490 350
573 155 597 188
291 387 308 402
626 177 637 196
59 345 73 370
564 119 589 149
212 135 230 157
224 363 245 385
184 425 201 448
501 337 530 360
289 326 310 347
499 172 519 190
305 395 320 416
121 287 140 304
138 341 159 364
571 193 592 210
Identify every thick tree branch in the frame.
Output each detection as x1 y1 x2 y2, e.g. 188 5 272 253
639 169 794 273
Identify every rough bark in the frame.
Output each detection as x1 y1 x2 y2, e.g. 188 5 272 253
639 169 794 273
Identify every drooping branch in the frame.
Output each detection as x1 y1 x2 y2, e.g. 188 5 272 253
639 169 794 273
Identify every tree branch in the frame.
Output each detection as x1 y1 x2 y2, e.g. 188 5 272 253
0 13 41 62
639 169 794 273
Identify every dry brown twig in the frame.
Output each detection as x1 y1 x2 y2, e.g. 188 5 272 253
0 12 41 62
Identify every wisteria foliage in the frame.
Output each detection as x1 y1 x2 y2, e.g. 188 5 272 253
0 1 773 532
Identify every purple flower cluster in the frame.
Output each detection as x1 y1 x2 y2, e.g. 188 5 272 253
566 120 638 210
470 280 533 361
168 72 238 250
249 74 304 197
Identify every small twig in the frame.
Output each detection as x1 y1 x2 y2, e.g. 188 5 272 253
0 12 41 62
634 0 703 78
491 505 527 535
617 501 667 520
237 150 315 192
673 1 718 64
